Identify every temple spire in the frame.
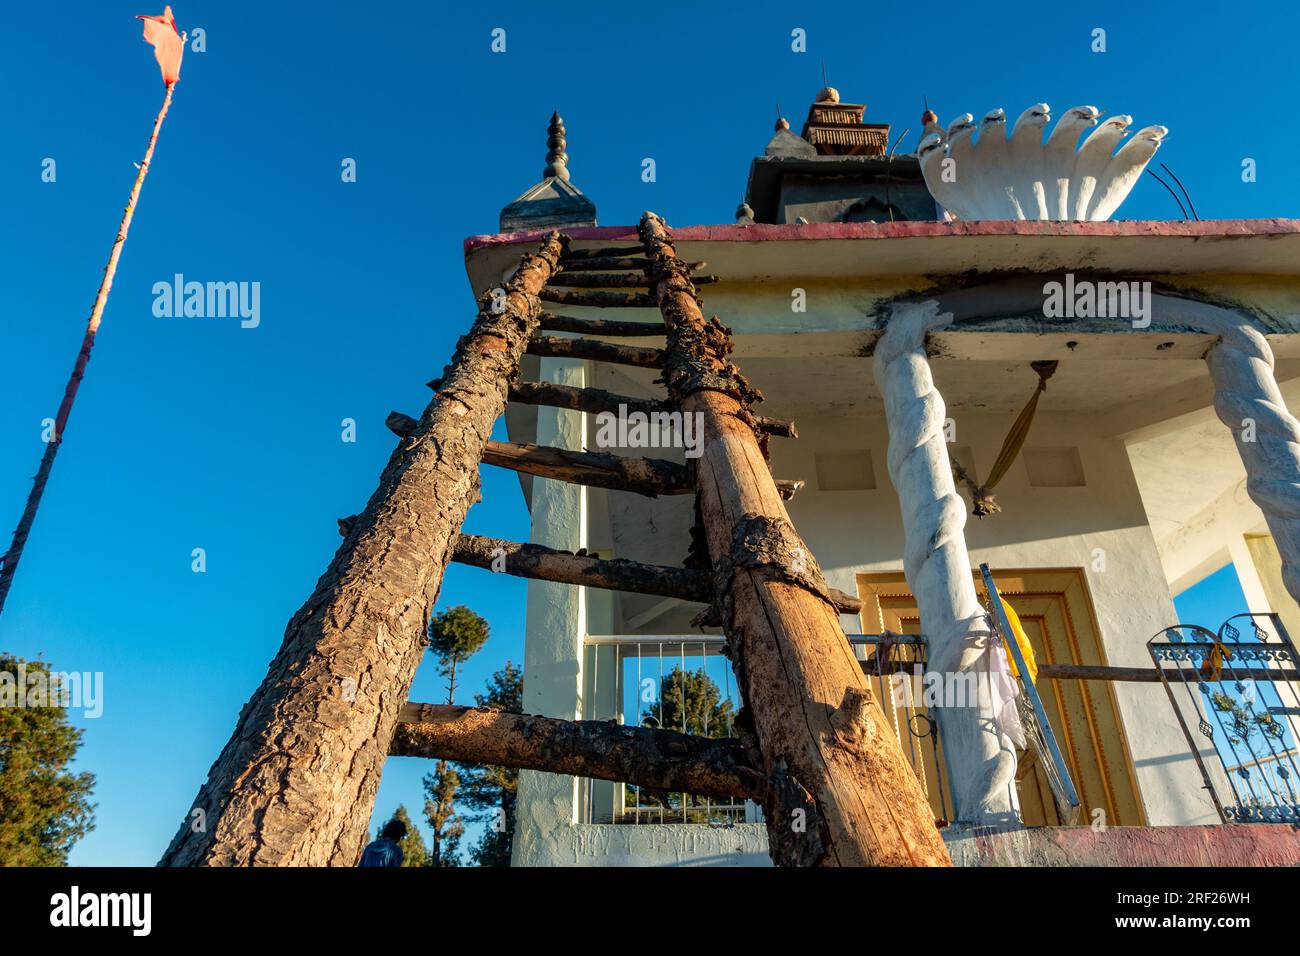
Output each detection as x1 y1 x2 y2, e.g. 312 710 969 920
543 111 570 182
499 111 596 232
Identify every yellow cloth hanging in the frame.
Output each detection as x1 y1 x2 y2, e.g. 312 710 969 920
999 599 1039 684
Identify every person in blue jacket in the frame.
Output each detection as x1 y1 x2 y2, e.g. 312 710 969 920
359 817 406 867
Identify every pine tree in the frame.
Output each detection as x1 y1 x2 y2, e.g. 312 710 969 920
422 762 463 867
636 666 736 820
456 661 524 867
421 606 490 867
642 665 734 738
426 606 490 702
0 655 96 865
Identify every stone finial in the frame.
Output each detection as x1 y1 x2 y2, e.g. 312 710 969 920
736 202 755 224
775 116 790 131
543 111 570 182
816 86 840 104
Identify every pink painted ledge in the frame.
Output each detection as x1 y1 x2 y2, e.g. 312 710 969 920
465 218 1300 258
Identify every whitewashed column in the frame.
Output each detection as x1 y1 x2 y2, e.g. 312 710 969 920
1206 322 1300 605
511 356 588 865
873 301 1019 825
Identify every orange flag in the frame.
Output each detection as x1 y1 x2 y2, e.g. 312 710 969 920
137 6 184 86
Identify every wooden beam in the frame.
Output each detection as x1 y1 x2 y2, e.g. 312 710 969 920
639 212 949 868
508 381 664 418
557 257 706 272
547 272 718 288
160 232 570 867
560 245 646 260
538 313 666 337
452 532 863 614
540 289 659 309
482 439 689 497
507 381 796 438
452 533 712 603
390 704 766 803
527 335 665 368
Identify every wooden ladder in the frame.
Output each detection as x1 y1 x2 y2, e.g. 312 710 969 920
160 212 949 867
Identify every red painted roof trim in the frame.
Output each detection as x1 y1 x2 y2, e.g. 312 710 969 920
464 218 1300 257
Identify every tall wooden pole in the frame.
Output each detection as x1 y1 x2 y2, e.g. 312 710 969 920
0 84 176 616
160 233 567 866
638 212 951 866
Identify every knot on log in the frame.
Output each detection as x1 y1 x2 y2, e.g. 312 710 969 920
829 686 878 744
717 514 837 610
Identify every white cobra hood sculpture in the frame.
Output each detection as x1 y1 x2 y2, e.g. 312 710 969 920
918 103 1167 221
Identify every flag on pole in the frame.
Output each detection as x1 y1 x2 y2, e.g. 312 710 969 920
137 6 184 86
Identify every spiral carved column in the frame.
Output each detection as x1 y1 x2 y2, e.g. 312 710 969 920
873 300 1020 825
1206 322 1300 604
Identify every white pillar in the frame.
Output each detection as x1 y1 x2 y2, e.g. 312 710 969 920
511 357 588 865
873 300 1019 825
1207 323 1300 609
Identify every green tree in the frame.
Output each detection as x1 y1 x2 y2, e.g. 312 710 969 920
636 666 736 820
377 805 428 867
642 665 734 738
422 762 463 867
421 605 490 867
0 655 96 865
456 661 523 867
427 605 490 702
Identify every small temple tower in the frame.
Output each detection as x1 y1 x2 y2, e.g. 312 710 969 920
743 87 937 224
499 112 597 232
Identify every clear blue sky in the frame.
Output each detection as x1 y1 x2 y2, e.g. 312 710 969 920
0 1 1293 866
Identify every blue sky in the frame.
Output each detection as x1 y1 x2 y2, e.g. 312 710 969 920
0 1 1293 865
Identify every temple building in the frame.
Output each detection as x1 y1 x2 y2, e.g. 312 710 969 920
464 90 1300 866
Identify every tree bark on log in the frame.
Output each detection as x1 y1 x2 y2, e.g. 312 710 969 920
526 335 665 369
390 704 766 802
546 272 717 288
451 533 713 603
507 381 796 438
159 232 568 866
482 440 688 497
539 289 659 308
639 212 950 867
537 313 666 337
451 532 863 614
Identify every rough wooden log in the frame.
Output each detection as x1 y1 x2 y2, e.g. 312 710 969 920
159 232 569 867
540 289 659 308
560 245 646 260
452 532 863 614
482 439 689 497
557 257 706 272
507 381 796 438
452 533 712 603
639 212 950 868
390 704 766 802
547 272 718 288
527 335 664 369
537 313 666 337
